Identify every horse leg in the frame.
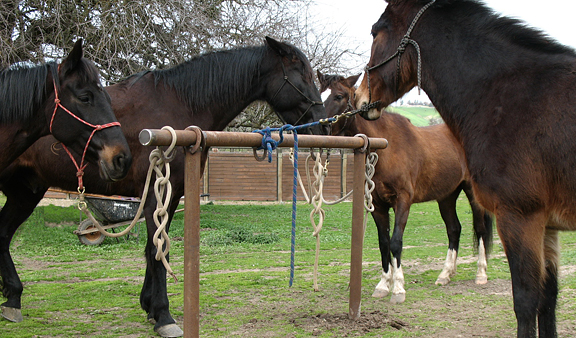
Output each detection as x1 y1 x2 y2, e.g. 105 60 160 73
538 228 559 337
497 211 549 338
463 182 493 285
140 189 183 338
371 204 392 298
389 197 412 304
0 174 47 322
435 189 462 286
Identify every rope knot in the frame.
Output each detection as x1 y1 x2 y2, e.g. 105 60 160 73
95 125 103 131
54 98 60 104
76 170 84 177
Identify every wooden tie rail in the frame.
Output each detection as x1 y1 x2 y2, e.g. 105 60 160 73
139 127 388 338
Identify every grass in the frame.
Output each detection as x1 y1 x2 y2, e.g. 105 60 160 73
2 197 576 337
388 106 441 126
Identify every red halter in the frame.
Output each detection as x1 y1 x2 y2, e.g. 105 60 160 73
49 77 121 191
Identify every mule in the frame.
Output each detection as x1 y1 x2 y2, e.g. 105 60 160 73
0 37 325 337
355 0 576 336
319 71 492 303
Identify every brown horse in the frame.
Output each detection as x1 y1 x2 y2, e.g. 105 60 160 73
0 37 325 337
0 39 131 180
355 0 576 336
318 71 492 303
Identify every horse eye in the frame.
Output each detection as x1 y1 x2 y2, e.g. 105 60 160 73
335 95 344 100
78 95 91 104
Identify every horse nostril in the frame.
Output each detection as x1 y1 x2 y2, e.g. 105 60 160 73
114 153 132 173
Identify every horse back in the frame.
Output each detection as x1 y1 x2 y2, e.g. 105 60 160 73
356 113 467 205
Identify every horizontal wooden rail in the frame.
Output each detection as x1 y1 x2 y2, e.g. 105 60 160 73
139 128 388 149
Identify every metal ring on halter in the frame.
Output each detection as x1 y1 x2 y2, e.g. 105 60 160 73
354 133 370 153
185 126 205 154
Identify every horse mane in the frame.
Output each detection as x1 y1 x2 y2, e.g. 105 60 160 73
431 0 575 56
152 46 267 112
0 62 58 124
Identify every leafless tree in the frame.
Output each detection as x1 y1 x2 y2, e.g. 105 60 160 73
1 0 361 129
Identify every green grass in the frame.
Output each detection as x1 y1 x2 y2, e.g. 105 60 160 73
388 106 442 126
2 197 576 337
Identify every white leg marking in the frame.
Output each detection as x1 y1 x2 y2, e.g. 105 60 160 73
436 248 458 286
372 264 392 298
390 258 406 304
476 238 488 284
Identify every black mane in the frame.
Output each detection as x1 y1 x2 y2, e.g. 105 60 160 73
152 46 267 112
0 62 58 124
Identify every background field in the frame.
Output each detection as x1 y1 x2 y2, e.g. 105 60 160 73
2 197 576 337
388 106 441 126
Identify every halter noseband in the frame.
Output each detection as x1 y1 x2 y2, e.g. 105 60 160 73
50 75 121 191
270 61 324 126
363 0 436 107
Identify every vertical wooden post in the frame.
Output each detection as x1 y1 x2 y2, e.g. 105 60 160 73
184 148 202 338
349 148 366 320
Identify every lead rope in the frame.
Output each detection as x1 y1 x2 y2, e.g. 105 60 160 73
288 143 379 290
79 126 179 282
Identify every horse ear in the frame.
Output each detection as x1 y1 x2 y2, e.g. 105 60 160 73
60 39 84 74
317 70 329 93
265 36 293 57
346 74 362 88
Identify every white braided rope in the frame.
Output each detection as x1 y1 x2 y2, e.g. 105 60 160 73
150 126 178 282
308 151 326 291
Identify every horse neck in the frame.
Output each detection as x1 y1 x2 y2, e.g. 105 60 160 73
415 12 575 129
152 47 269 131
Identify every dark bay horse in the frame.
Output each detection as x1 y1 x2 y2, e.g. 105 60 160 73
355 0 576 336
0 36 325 337
0 39 131 179
0 40 132 324
318 71 492 304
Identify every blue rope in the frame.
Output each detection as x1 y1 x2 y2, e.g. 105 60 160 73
252 119 334 286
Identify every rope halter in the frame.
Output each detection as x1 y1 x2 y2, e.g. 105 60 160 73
49 76 121 191
270 62 324 126
364 0 436 104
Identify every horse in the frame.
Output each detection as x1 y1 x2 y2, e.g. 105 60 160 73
318 71 492 304
0 36 326 337
354 0 576 336
0 40 132 324
0 39 131 179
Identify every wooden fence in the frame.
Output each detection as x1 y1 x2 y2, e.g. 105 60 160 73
44 148 356 202
203 148 355 201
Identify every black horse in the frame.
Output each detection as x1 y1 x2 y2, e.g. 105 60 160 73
0 39 132 324
0 36 325 337
0 39 131 179
355 0 576 336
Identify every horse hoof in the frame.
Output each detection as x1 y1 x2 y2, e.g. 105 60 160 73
1 306 23 323
435 277 450 286
390 293 405 304
155 323 183 337
475 276 488 285
372 288 389 298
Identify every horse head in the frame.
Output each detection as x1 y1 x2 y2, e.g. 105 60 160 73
355 0 434 121
263 36 327 135
50 39 132 182
317 70 360 136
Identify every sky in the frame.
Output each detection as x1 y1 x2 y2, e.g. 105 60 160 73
312 0 576 103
